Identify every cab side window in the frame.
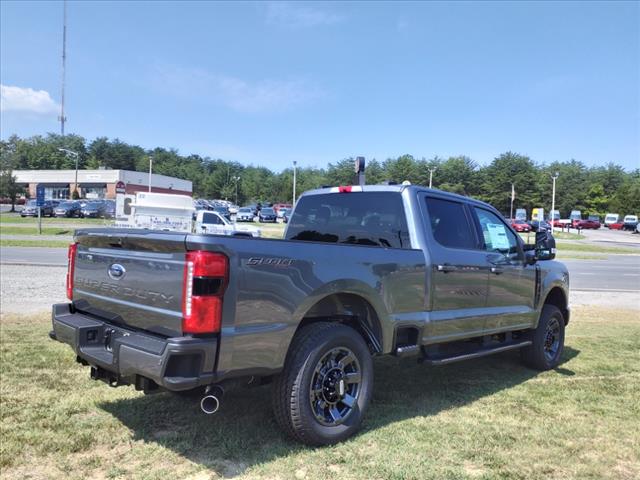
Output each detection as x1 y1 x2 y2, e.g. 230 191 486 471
202 213 222 225
425 197 477 250
474 208 519 257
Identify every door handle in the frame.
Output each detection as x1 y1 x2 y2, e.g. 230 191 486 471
437 264 457 273
490 266 504 274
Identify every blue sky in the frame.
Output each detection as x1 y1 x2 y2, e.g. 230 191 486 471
1 1 638 170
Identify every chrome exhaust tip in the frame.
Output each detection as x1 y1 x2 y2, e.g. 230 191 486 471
200 394 220 415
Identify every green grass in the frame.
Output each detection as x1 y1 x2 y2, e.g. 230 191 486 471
258 222 286 239
0 239 72 248
519 231 585 243
1 307 638 479
555 253 607 260
0 226 75 236
0 213 105 225
556 242 638 255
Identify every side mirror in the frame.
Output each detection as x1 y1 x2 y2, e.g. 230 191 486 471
535 230 556 260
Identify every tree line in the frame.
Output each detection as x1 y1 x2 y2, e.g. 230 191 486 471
1 133 639 217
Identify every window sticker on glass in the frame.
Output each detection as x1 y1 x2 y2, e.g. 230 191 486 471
487 223 510 250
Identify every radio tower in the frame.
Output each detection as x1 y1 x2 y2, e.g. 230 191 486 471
58 0 67 136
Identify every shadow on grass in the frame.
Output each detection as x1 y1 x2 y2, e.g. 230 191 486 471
99 347 580 477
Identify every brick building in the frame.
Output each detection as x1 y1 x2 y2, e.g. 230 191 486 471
13 169 192 200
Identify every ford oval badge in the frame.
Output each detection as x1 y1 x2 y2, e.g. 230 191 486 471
108 263 126 280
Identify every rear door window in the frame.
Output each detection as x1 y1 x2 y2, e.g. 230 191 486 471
424 197 477 249
285 192 410 248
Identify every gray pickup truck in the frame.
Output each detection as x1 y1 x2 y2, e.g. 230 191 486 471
51 185 569 445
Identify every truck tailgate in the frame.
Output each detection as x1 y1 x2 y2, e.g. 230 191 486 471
72 230 188 336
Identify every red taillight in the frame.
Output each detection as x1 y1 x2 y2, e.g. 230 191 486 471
338 185 352 193
66 242 78 300
182 251 228 334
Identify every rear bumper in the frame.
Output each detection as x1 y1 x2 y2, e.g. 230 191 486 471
50 303 217 391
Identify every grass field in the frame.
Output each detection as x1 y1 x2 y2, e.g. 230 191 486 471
0 213 106 225
1 306 638 480
0 226 75 236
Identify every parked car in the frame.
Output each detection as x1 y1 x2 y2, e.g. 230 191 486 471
528 220 552 232
623 215 638 231
608 220 625 230
604 213 620 228
235 207 255 222
51 185 568 446
258 207 277 222
575 219 600 229
80 201 106 218
213 206 232 221
277 207 291 222
569 210 582 228
54 201 81 218
273 203 292 214
21 200 54 217
102 200 116 219
510 219 531 232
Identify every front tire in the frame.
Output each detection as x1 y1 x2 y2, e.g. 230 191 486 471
272 322 373 446
521 305 565 370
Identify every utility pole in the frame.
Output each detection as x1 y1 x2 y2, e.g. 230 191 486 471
148 157 153 192
59 0 67 136
428 167 436 189
551 172 559 229
292 161 297 205
233 176 240 204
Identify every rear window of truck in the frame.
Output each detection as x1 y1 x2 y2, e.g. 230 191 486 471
286 192 410 248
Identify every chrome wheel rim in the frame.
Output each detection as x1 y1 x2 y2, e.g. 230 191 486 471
309 347 361 426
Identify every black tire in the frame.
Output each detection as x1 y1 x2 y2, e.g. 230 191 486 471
272 322 373 446
521 305 565 370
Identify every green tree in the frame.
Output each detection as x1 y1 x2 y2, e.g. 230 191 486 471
481 152 540 216
0 137 24 211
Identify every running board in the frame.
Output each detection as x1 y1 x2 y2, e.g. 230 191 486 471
419 340 532 366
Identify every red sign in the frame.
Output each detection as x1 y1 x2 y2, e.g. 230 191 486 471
115 181 126 194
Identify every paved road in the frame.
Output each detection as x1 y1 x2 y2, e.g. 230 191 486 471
0 246 67 266
562 255 640 292
1 246 638 292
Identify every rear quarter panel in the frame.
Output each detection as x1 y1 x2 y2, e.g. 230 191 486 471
185 235 426 379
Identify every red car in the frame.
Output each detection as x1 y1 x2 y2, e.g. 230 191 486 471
576 219 601 229
608 221 625 230
510 219 531 232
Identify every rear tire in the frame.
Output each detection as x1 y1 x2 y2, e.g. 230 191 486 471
272 322 373 446
521 305 565 370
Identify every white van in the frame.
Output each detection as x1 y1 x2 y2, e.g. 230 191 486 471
194 210 261 238
604 213 619 228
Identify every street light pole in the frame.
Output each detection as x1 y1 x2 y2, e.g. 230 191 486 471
293 161 297 205
148 157 153 192
551 172 559 230
428 167 436 189
58 148 79 198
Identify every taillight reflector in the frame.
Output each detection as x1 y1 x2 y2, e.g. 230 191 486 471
66 242 78 300
182 251 228 334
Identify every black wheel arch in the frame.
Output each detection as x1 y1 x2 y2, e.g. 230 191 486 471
543 287 569 325
297 293 383 354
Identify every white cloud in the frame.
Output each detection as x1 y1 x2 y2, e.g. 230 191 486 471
0 84 59 115
265 2 344 28
153 65 324 113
